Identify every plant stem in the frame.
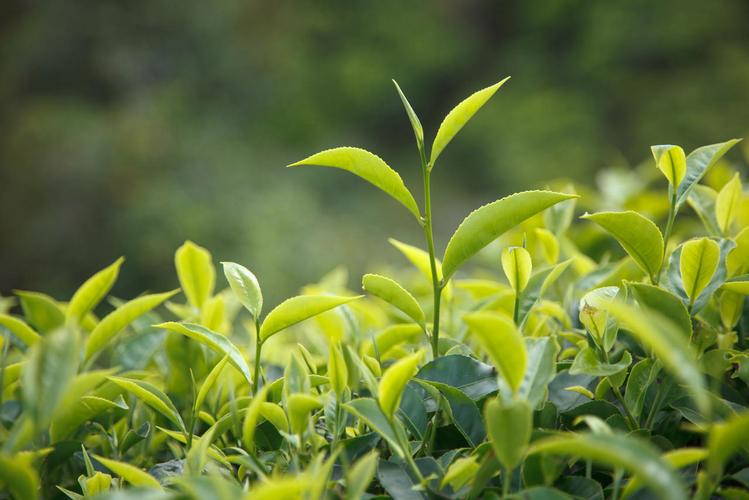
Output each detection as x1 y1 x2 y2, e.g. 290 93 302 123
502 466 511 497
420 150 443 358
253 317 262 395
656 190 678 285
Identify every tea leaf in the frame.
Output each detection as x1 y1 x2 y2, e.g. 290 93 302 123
463 311 526 393
328 341 348 398
0 314 40 347
582 211 664 282
392 80 423 147
677 139 741 208
362 273 424 326
49 369 117 442
605 301 708 414
242 385 269 452
680 238 720 306
287 393 322 434
259 294 362 342
15 290 65 334
289 147 420 219
622 447 707 498
221 261 262 319
175 241 215 310
706 410 749 477
378 349 423 419
624 358 661 419
195 355 229 412
430 77 510 165
93 455 162 489
627 283 691 338
0 453 39 500
84 290 178 361
501 246 532 293
67 257 123 327
156 322 252 384
722 275 749 294
651 144 686 187
485 398 532 471
442 190 577 281
715 172 742 235
530 432 685 500
344 398 405 458
107 376 185 432
727 227 749 276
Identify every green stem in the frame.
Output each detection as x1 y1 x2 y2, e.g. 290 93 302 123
656 190 678 285
253 317 262 395
420 150 443 358
502 466 511 497
611 384 638 431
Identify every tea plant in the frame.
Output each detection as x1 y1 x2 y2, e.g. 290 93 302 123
0 79 748 500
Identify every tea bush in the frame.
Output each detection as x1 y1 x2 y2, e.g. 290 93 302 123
1 79 748 500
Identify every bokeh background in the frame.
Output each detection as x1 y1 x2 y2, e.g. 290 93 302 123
2 0 749 305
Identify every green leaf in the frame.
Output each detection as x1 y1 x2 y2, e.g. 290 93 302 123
627 283 692 338
581 211 664 282
0 314 40 346
727 226 749 276
578 286 619 348
569 348 631 377
344 398 405 458
687 185 722 237
328 341 348 398
186 425 216 476
156 322 252 384
392 80 423 147
221 261 262 319
67 257 123 327
83 290 178 361
389 238 452 301
651 145 686 187
419 380 485 447
0 454 39 500
195 355 229 412
378 350 424 419
622 447 707 498
529 432 685 500
107 376 185 432
677 139 741 208
501 246 532 293
441 455 480 491
175 240 215 310
246 475 317 500
93 455 161 489
15 290 65 334
605 301 708 414
517 259 573 327
242 385 269 452
463 311 526 393
346 450 379 500
707 411 749 477
430 77 510 165
259 294 362 342
485 398 532 471
715 172 742 235
442 190 577 281
287 393 323 434
679 238 720 306
415 354 498 403
22 328 78 428
519 337 559 408
624 358 661 420
49 369 117 442
362 273 424 326
722 274 749 294
288 147 420 219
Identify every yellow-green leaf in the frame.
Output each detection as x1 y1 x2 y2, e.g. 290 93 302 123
83 290 178 361
288 147 420 219
175 241 215 310
242 385 269 451
463 311 526 393
651 145 686 186
259 294 362 342
442 191 576 281
529 432 685 500
107 376 185 431
287 393 323 434
389 238 453 301
727 226 749 276
0 453 40 500
221 261 262 319
66 257 123 327
378 349 424 419
392 80 423 147
485 398 532 471
715 172 742 235
15 290 65 334
440 455 480 490
362 273 424 326
501 246 532 293
259 402 289 433
707 410 749 477
346 451 379 500
328 341 348 398
680 238 720 306
430 77 510 165
623 447 707 499
93 455 161 489
244 475 316 500
677 139 742 208
156 322 252 384
535 227 560 264
582 211 664 282
0 314 40 347
605 301 708 414
195 355 229 412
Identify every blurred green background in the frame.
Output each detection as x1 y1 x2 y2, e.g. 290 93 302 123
2 0 749 305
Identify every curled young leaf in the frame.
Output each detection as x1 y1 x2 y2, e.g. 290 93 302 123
222 261 263 319
175 241 215 310
651 144 686 187
66 257 123 328
501 246 532 293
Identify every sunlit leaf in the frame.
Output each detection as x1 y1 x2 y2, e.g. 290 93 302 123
463 311 526 393
430 77 510 165
706 410 749 477
93 455 161 489
15 290 65 334
175 240 215 310
289 147 420 219
715 172 742 235
485 397 532 471
501 246 532 293
67 257 123 327
221 261 263 319
676 139 741 208
652 144 686 187
378 349 424 419
392 80 424 147
582 211 664 282
0 314 40 347
362 273 424 326
680 238 720 307
107 376 185 432
259 294 361 342
443 191 577 280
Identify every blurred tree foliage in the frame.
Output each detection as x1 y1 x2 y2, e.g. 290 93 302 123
1 0 748 304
